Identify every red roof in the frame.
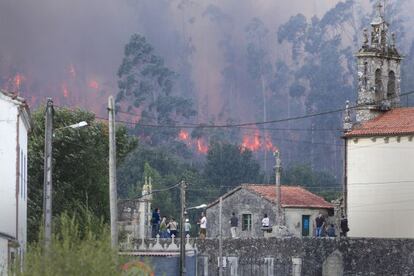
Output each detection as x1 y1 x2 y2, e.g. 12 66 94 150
345 108 414 137
243 184 333 209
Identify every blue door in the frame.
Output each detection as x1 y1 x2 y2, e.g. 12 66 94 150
302 215 310 236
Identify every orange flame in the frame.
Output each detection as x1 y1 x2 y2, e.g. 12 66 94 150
178 130 190 141
241 131 261 152
88 79 99 90
241 131 278 153
196 138 208 154
62 83 69 98
13 74 25 90
264 133 278 152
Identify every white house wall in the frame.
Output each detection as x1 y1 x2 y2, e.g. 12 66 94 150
0 98 18 238
347 136 414 238
17 114 28 253
0 238 8 275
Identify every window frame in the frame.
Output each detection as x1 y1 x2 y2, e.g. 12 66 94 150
241 213 252 231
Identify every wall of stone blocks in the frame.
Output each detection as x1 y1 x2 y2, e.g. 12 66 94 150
196 237 414 276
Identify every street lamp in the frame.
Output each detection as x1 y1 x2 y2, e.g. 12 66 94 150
43 98 88 250
179 180 206 275
186 204 207 211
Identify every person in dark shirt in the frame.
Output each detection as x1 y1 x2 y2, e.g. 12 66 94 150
229 212 238 238
327 224 336 237
315 213 325 237
151 208 161 238
340 216 349 237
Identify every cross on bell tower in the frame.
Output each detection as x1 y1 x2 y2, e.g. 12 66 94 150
355 0 403 123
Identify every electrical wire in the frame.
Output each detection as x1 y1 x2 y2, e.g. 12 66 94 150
54 89 414 132
119 182 181 202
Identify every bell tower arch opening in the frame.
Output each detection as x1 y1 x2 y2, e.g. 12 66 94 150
387 71 396 100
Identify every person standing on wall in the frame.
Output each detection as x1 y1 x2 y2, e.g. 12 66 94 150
198 212 207 239
151 208 161 238
229 212 238 238
184 218 191 237
168 217 178 238
159 216 168 238
340 215 349 237
315 213 325 237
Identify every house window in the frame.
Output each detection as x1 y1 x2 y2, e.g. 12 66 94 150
242 214 252 231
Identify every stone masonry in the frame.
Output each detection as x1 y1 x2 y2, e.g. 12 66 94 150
196 237 414 276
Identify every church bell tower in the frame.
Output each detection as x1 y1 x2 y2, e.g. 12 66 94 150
356 0 403 123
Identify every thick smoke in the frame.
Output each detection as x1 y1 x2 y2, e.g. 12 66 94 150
0 0 138 113
0 0 343 115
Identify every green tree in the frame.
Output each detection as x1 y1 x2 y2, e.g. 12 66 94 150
203 142 262 195
117 145 203 219
117 34 196 145
28 107 137 242
281 163 340 201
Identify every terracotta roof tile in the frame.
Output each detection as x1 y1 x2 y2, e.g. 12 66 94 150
345 108 414 137
243 184 333 209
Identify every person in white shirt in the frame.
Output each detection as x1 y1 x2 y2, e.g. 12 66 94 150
198 212 207 239
262 213 270 228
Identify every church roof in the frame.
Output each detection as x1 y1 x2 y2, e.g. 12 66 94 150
345 107 414 137
207 184 333 209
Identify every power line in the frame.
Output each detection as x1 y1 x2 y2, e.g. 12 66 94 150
55 89 414 130
119 182 181 202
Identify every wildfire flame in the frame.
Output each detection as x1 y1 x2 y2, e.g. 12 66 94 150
241 131 261 152
177 128 278 155
241 131 278 153
177 130 208 154
62 83 69 98
178 130 190 141
14 74 24 90
196 138 208 154
264 133 278 152
88 79 99 90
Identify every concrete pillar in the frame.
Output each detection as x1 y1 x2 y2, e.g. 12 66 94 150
227 257 239 276
264 257 274 276
292 257 302 276
197 256 209 276
322 250 343 276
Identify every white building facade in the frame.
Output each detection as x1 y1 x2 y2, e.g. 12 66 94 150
0 91 31 274
345 110 414 238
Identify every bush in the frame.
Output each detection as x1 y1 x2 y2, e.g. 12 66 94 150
13 209 143 276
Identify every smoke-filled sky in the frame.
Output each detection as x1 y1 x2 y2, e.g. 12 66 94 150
1 0 412 117
0 0 346 113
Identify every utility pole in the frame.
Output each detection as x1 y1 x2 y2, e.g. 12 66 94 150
43 98 54 249
179 180 187 276
218 196 223 276
108 96 118 249
274 150 283 225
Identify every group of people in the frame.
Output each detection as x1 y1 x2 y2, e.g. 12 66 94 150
315 213 350 238
151 208 207 239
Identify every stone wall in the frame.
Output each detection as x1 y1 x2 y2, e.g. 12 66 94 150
196 237 414 276
206 188 277 239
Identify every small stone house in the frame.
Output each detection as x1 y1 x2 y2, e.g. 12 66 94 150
206 184 334 238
